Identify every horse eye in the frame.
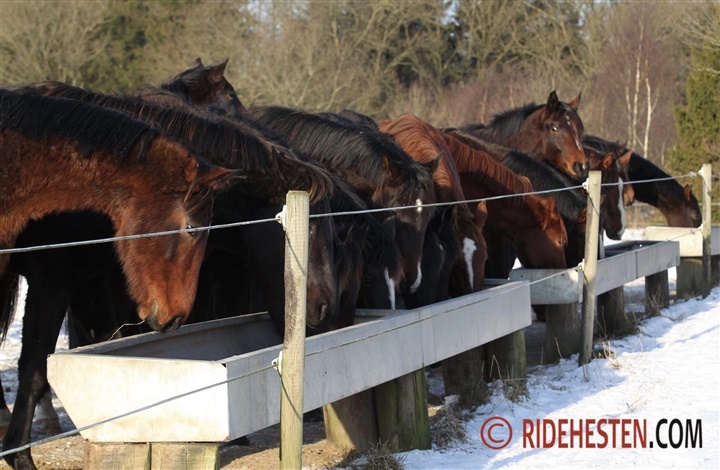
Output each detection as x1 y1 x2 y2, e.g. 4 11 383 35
186 224 197 238
550 125 559 132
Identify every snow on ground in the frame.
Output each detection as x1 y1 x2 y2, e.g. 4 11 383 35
396 229 720 469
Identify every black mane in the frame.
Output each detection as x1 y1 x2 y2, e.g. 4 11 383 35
16 83 329 201
0 89 155 162
247 106 434 205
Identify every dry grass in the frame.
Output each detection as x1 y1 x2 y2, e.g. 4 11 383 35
430 395 469 449
341 441 406 470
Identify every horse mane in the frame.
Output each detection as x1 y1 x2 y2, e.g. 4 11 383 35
327 175 403 282
0 89 155 162
463 102 543 142
440 131 534 209
379 114 483 246
379 115 456 202
248 106 434 204
445 129 586 224
18 82 329 203
464 100 580 143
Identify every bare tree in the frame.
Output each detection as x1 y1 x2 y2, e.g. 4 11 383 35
0 0 112 86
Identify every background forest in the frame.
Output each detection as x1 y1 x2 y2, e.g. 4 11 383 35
1 0 718 220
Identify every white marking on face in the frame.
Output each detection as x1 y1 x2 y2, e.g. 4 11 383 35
383 268 396 310
409 261 422 294
463 237 477 288
416 198 423 213
617 177 626 238
567 116 583 151
439 244 445 268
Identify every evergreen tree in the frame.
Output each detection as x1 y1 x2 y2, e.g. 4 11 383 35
668 44 720 223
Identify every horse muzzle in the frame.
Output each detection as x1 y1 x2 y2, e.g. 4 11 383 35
141 301 185 332
573 161 590 179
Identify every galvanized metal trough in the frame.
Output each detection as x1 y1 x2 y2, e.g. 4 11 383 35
644 225 719 256
508 240 680 304
48 280 531 444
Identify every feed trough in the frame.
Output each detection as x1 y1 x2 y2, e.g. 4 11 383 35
48 281 531 443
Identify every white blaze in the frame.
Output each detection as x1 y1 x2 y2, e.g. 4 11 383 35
409 261 422 294
383 268 396 310
416 198 423 213
617 177 626 238
463 237 477 288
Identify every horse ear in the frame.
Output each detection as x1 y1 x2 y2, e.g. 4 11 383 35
193 57 203 68
382 155 403 180
197 166 242 192
208 60 229 84
601 153 614 172
544 195 557 215
424 153 443 175
578 207 587 226
569 92 581 111
474 201 488 226
618 150 632 168
684 184 693 201
546 90 560 112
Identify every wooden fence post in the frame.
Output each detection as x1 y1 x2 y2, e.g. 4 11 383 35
645 271 669 317
543 304 581 363
579 171 601 367
279 191 310 469
702 163 712 297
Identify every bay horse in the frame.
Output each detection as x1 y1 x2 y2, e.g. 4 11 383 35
0 90 238 469
246 105 439 296
0 59 248 440
378 114 488 306
583 135 702 228
20 81 336 330
460 91 588 179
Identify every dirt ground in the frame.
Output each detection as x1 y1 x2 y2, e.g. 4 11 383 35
0 419 346 470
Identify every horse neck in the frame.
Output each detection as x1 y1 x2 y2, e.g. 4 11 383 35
0 133 192 259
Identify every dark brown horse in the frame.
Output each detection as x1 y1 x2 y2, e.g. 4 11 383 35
583 143 634 240
379 114 488 302
461 91 587 179
583 135 701 228
247 105 439 296
145 58 246 116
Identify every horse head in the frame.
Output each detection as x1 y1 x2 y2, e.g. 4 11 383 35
516 195 568 269
162 58 246 117
539 91 588 179
377 153 439 295
113 157 239 332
